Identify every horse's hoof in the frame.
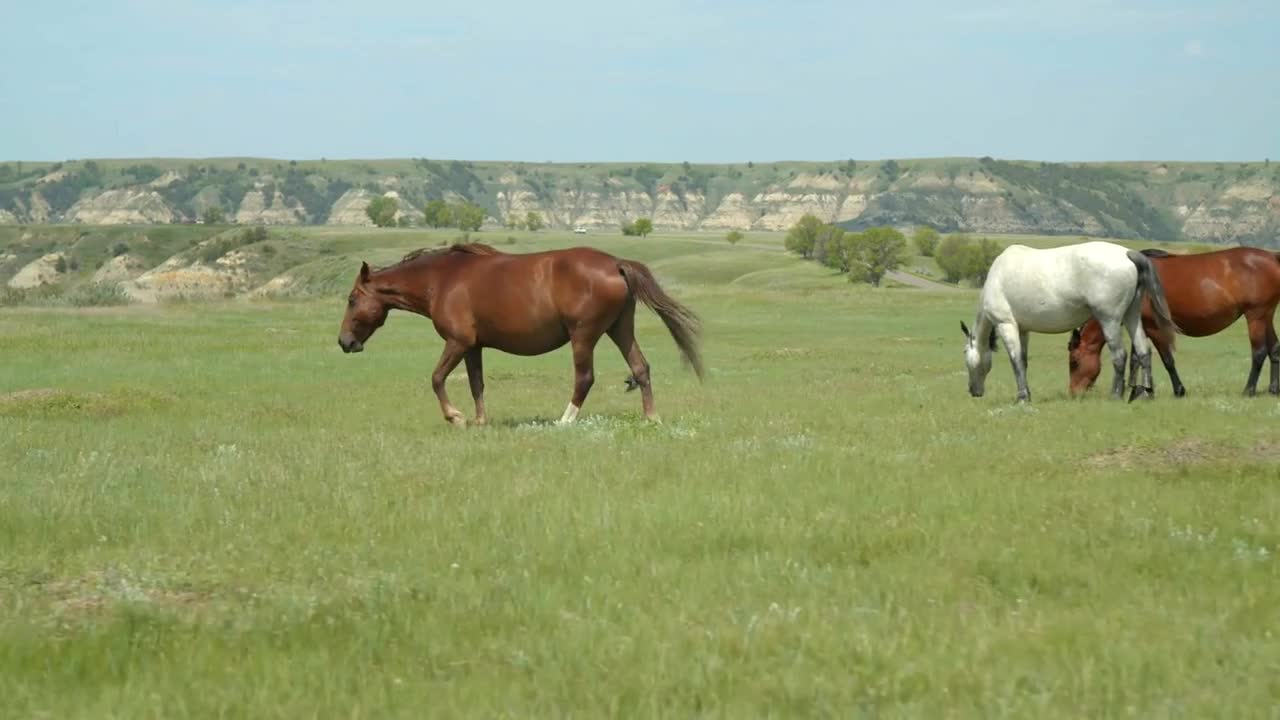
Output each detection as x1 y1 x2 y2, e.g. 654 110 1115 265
1127 387 1153 402
446 415 467 427
1174 387 1187 398
623 376 640 392
472 417 488 427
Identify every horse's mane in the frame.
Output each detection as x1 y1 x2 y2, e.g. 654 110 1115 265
376 242 502 272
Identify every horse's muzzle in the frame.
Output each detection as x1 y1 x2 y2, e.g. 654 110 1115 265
338 336 363 354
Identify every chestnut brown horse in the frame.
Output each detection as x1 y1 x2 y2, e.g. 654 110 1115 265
337 242 704 426
1068 247 1280 397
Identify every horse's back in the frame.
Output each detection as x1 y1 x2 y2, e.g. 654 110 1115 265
1150 246 1280 320
984 241 1139 332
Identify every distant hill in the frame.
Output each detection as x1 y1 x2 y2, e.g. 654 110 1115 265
0 156 1277 244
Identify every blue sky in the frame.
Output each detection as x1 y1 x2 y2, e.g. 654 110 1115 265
2 0 1277 162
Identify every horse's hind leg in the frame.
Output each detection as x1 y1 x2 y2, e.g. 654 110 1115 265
464 348 487 425
1124 303 1155 402
1243 311 1270 396
607 304 657 421
995 323 1030 402
1154 327 1186 397
430 340 470 427
1097 317 1128 400
1266 320 1279 395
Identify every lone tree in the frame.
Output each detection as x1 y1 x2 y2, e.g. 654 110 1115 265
725 230 744 245
912 226 940 257
633 217 654 237
201 206 226 225
845 226 908 287
452 201 485 232
784 213 825 259
524 211 544 232
423 199 453 228
366 196 398 227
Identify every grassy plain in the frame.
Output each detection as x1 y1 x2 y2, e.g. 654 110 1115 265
2 229 1279 717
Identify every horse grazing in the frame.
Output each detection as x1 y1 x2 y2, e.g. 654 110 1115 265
337 242 704 426
1068 247 1280 398
961 241 1178 403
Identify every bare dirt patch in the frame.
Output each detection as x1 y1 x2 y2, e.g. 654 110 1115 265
1085 438 1280 471
28 571 213 617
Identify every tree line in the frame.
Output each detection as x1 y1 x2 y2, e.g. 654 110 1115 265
784 214 1001 287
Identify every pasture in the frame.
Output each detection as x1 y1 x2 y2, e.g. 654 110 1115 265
2 230 1279 717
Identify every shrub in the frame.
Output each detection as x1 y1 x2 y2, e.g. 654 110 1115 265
366 196 398 227
66 282 132 307
725 230 744 245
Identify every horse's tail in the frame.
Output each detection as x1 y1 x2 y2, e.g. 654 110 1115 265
616 259 705 381
1127 249 1181 346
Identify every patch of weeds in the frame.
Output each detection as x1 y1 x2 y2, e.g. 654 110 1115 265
65 282 132 307
0 388 174 418
198 226 271 263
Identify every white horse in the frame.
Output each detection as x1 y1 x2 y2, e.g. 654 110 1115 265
961 241 1178 403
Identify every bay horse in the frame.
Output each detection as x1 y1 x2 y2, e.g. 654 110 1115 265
961 241 1178 403
1067 247 1280 397
337 242 704 426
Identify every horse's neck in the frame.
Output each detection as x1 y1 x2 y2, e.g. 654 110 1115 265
373 264 441 316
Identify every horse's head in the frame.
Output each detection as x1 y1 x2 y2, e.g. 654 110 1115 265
1066 325 1102 396
338 261 389 354
960 321 995 397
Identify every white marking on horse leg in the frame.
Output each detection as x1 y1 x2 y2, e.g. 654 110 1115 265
557 403 580 425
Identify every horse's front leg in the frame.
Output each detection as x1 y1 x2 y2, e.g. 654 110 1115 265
430 341 470 427
464 347 487 425
996 323 1030 403
558 334 600 425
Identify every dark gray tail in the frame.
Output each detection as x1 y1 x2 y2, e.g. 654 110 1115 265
617 259 705 381
1127 249 1180 345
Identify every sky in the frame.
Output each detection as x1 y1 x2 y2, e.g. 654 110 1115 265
2 0 1277 163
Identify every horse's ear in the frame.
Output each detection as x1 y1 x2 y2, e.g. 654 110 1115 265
1068 327 1082 350
359 261 371 284
987 328 998 351
960 321 971 338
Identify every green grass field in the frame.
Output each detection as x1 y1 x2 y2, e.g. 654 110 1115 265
3 230 1279 717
